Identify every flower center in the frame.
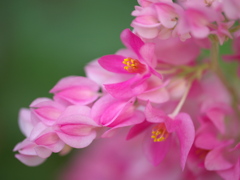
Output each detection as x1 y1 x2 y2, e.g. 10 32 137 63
122 57 145 73
151 123 169 142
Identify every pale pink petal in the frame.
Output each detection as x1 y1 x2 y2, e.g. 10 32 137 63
18 108 33 137
15 154 46 166
29 122 48 141
133 25 160 39
84 59 116 85
60 124 94 136
50 76 99 93
155 2 179 29
35 132 60 146
29 97 52 107
155 37 200 65
14 140 37 156
140 43 157 68
57 131 96 148
58 105 93 124
137 87 169 103
50 76 99 105
30 98 65 126
34 146 52 158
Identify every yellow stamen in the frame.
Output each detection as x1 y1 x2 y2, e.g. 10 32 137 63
151 123 169 142
122 57 145 73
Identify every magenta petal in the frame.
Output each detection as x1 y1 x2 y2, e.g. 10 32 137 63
143 131 171 166
205 146 234 171
104 73 149 99
120 29 144 58
145 102 166 123
15 154 46 166
126 121 152 140
195 122 221 150
57 131 96 148
101 110 145 137
98 55 129 74
218 160 240 180
174 113 195 170
91 95 134 126
206 109 226 134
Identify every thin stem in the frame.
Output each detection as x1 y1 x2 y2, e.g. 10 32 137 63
169 81 192 118
210 39 240 119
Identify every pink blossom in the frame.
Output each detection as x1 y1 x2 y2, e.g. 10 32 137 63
181 5 219 39
222 0 240 20
50 76 100 105
91 94 145 137
56 105 99 148
30 97 65 126
128 102 195 169
98 29 162 99
14 108 65 166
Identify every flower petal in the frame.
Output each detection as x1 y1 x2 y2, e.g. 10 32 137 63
174 113 195 170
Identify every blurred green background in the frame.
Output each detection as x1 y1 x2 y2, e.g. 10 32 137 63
0 0 136 179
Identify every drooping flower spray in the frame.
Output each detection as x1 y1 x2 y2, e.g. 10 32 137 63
14 0 240 179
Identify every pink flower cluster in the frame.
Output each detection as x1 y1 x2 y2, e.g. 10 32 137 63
131 0 240 44
14 0 240 179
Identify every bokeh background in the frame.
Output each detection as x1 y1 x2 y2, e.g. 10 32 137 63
0 0 234 180
0 0 136 179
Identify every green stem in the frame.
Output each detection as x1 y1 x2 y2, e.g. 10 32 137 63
210 39 240 119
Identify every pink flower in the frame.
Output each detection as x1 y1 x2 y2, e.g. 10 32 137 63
98 29 162 99
222 0 240 20
30 97 65 126
14 108 65 166
180 4 219 39
50 76 100 105
127 102 195 169
211 21 234 45
56 105 99 148
91 94 145 137
205 142 240 180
